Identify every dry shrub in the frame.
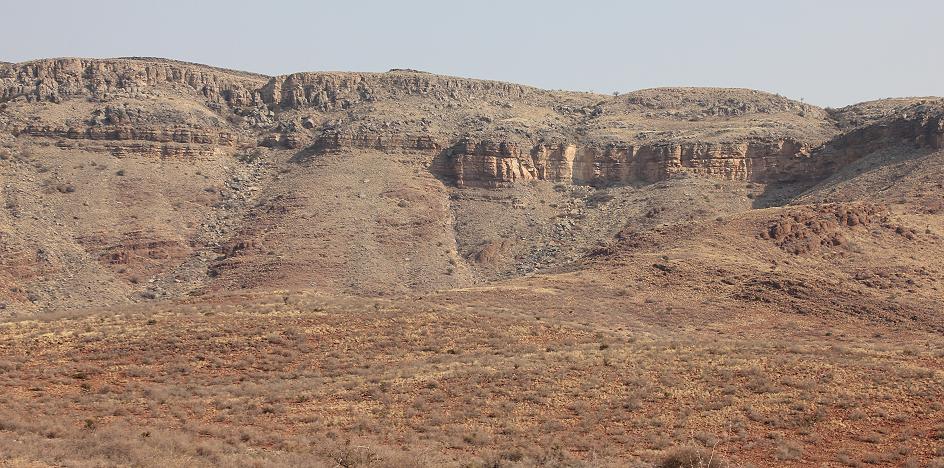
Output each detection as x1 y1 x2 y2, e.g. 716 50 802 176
658 446 726 468
775 439 804 461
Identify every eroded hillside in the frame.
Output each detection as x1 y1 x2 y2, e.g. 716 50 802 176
1 57 942 317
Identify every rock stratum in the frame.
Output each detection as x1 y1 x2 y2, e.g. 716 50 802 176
3 58 941 188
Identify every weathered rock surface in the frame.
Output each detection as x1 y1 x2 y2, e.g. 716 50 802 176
17 124 237 145
440 138 818 187
259 71 531 111
810 101 944 173
0 58 265 104
760 204 885 254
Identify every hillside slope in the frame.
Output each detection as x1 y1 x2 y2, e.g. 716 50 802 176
0 57 942 318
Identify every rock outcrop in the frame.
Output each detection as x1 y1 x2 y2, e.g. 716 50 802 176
808 102 944 174
259 71 532 111
441 138 816 187
17 124 238 146
310 130 441 153
0 58 265 104
13 124 238 158
293 131 820 187
760 204 884 254
254 75 845 187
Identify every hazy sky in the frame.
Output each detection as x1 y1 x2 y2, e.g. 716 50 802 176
1 0 940 107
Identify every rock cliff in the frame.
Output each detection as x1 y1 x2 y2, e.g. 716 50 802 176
4 58 941 190
440 138 816 187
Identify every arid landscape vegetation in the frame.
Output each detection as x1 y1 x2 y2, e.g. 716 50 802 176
1 57 943 467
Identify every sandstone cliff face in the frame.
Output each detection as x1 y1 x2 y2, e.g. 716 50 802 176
0 58 265 104
439 138 816 187
255 75 843 188
306 103 941 188
301 130 819 187
426 101 943 188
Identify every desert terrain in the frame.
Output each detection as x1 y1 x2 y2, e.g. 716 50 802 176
0 57 942 467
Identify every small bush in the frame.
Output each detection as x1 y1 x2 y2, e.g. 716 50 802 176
775 440 804 460
587 191 615 208
236 148 263 163
658 446 726 468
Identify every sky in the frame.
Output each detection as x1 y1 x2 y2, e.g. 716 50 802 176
1 0 941 107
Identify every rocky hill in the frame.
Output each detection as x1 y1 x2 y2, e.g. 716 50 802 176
0 57 942 314
2 57 944 468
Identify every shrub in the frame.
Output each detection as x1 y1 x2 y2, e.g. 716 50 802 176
659 446 726 468
775 440 804 460
236 148 262 163
587 191 615 208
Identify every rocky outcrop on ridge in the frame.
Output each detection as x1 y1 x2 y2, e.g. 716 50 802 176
4 57 943 189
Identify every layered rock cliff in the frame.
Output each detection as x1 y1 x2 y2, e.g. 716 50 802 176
440 138 816 187
254 72 843 187
17 124 237 146
13 124 238 158
3 58 941 190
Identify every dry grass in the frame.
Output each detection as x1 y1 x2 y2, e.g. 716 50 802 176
0 290 942 467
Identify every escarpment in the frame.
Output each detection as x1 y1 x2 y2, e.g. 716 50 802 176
0 58 264 158
284 90 944 188
257 75 848 187
438 137 817 187
4 56 944 316
4 57 942 190
289 129 822 187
